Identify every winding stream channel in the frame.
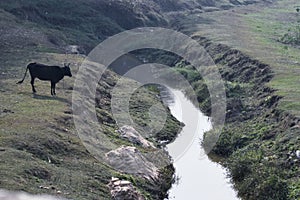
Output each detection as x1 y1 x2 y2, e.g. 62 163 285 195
161 88 239 200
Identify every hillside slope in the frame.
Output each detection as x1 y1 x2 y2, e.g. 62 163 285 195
0 1 182 199
0 0 168 54
0 52 182 199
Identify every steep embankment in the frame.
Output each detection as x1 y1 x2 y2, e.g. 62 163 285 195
196 37 299 200
158 25 299 200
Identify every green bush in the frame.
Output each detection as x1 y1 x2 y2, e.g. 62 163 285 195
227 147 289 200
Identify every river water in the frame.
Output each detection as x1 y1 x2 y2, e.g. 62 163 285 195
161 88 239 200
0 189 67 200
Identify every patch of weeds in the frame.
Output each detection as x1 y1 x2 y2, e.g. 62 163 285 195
204 118 272 157
228 146 289 200
288 180 300 200
280 26 300 45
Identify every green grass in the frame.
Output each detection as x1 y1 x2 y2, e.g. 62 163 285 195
0 60 113 199
0 78 112 199
0 53 181 199
243 0 300 117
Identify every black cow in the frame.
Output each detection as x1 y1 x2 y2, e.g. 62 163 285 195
17 62 72 96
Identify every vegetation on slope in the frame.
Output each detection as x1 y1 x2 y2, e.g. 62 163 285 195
133 24 299 199
0 53 181 199
170 37 300 199
157 1 300 199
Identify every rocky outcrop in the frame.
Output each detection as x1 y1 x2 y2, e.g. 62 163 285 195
106 146 159 181
117 126 155 148
108 177 145 200
105 125 171 199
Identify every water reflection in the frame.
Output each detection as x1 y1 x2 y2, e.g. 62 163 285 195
161 88 239 200
0 189 67 200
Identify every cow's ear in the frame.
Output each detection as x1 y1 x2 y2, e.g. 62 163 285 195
64 63 71 68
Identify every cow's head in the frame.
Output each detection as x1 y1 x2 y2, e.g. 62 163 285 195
64 63 72 77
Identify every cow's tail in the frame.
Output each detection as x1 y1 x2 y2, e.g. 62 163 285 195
16 65 29 84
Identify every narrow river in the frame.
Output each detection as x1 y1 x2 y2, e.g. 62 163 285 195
161 88 239 200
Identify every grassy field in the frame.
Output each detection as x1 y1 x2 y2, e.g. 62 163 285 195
243 0 300 116
0 54 115 200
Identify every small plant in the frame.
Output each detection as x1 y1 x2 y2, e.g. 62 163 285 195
279 7 300 45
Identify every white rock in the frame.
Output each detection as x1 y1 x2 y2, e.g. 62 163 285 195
106 146 159 180
296 150 300 159
111 177 119 182
120 180 131 186
117 125 155 148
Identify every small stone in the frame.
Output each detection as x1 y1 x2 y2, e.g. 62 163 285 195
3 109 14 113
120 180 131 186
111 177 119 182
113 181 121 186
39 186 50 190
296 150 300 159
108 177 145 200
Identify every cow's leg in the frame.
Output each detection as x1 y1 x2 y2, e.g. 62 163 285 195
51 82 54 96
30 77 36 93
51 82 56 96
53 83 56 96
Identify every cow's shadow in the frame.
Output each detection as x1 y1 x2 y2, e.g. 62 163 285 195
33 94 70 103
20 92 70 104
